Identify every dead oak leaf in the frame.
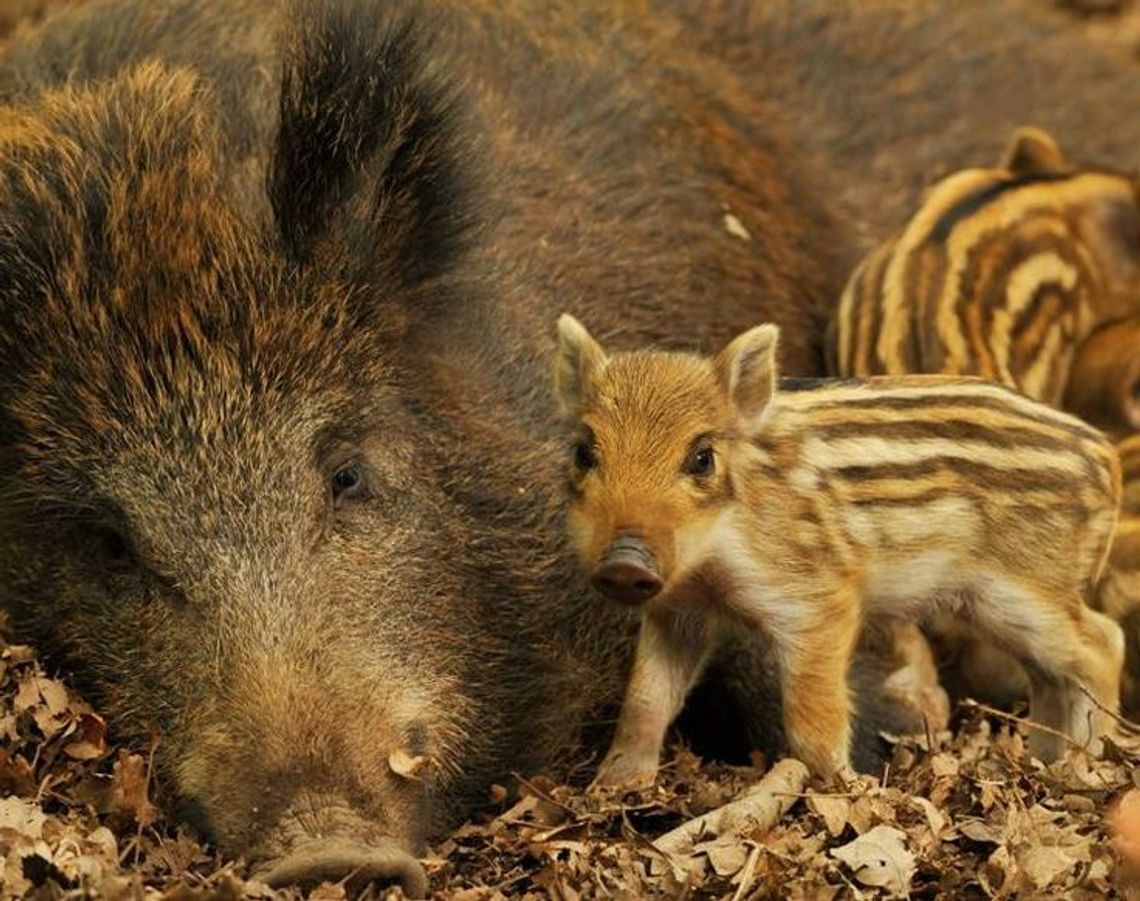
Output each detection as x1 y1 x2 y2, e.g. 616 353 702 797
690 835 750 878
959 818 1007 845
62 712 108 761
105 751 158 828
0 747 36 797
14 675 70 739
2 645 35 665
1017 843 1084 891
806 793 851 837
0 795 46 842
829 824 915 898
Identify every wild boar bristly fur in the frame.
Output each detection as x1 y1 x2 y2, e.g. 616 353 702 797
0 2 495 877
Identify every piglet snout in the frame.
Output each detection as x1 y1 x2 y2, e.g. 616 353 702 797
591 535 663 605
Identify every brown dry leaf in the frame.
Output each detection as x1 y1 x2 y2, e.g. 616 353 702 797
62 711 108 761
50 825 120 888
829 824 915 897
959 817 1007 844
1017 842 1084 890
0 794 46 840
3 645 35 665
693 835 749 877
307 883 347 900
6 604 1140 898
0 747 36 796
388 747 429 781
14 674 71 739
981 843 1018 897
846 790 897 834
807 793 851 837
910 795 945 834
0 796 52 898
105 750 159 828
929 752 959 778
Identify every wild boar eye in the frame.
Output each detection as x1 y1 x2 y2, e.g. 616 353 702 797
94 526 134 570
331 462 368 507
685 446 715 477
573 441 597 472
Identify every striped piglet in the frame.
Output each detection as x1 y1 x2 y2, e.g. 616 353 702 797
829 126 1140 410
555 315 1124 784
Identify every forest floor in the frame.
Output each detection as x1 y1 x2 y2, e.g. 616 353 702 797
4 627 1140 899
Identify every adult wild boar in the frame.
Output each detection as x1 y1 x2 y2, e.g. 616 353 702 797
0 0 1136 894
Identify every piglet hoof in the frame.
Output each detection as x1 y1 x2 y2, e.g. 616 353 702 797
802 757 860 791
588 750 659 794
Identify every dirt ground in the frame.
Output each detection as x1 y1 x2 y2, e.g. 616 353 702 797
4 1 1140 899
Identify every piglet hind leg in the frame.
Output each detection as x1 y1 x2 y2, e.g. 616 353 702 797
591 610 714 792
1063 607 1124 751
980 591 1123 761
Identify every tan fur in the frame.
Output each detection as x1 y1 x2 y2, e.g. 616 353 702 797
558 315 1124 781
1065 315 1140 439
880 621 952 730
1094 435 1140 712
828 127 1140 411
827 126 1140 716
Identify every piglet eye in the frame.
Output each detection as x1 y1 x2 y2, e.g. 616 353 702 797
331 463 368 507
686 446 715 477
573 441 597 472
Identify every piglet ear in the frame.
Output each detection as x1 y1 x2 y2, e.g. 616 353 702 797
1000 126 1068 176
715 324 780 433
554 314 607 416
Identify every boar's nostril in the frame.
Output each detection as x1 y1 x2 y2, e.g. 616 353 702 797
253 838 428 898
591 555 663 605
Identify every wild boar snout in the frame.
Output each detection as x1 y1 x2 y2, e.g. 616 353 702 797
590 534 663 605
253 837 427 898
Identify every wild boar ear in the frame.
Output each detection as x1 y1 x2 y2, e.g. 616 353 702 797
1000 126 1068 176
554 315 606 416
716 324 780 433
269 3 476 303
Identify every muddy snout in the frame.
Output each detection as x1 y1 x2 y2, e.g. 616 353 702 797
591 535 663 605
253 837 427 898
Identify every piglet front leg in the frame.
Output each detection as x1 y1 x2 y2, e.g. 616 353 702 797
776 590 861 779
592 608 714 791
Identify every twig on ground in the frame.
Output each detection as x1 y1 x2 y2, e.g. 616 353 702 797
958 699 1085 751
653 757 809 856
510 772 577 816
1078 684 1140 735
731 843 762 901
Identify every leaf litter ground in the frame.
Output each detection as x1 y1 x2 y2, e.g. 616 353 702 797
4 627 1140 900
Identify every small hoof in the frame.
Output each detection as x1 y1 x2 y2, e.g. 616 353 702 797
589 753 659 794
